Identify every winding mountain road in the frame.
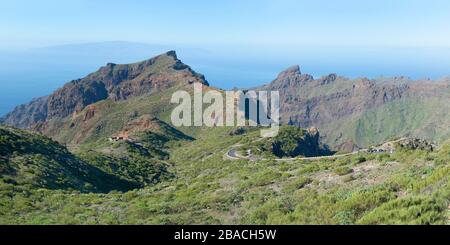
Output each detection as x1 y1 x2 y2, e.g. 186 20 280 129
225 147 364 161
225 138 408 162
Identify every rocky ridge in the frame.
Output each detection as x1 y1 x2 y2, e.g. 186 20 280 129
1 51 208 129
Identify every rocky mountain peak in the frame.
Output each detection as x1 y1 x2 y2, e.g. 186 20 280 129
277 65 301 79
1 51 208 129
266 65 314 90
165 50 178 59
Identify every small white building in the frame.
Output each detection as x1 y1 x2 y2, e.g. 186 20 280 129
368 142 395 154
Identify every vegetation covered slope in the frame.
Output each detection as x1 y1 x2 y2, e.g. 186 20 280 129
0 126 448 224
35 86 186 145
0 126 137 193
233 126 333 159
75 117 193 187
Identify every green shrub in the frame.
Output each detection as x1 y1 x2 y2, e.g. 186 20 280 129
334 167 354 176
343 175 356 183
353 156 367 165
283 177 312 193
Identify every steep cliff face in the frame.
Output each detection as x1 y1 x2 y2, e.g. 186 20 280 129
264 66 407 127
1 96 48 129
260 66 450 147
47 80 108 119
1 51 209 129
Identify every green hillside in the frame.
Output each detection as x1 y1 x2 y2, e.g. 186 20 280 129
0 126 137 193
324 97 450 147
38 85 185 146
75 118 193 187
0 125 448 224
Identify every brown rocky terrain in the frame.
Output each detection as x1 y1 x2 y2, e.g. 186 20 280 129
0 96 49 129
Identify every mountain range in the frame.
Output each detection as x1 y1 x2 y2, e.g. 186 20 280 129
258 65 450 149
2 51 449 150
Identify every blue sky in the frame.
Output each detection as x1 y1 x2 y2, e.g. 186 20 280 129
1 0 450 49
